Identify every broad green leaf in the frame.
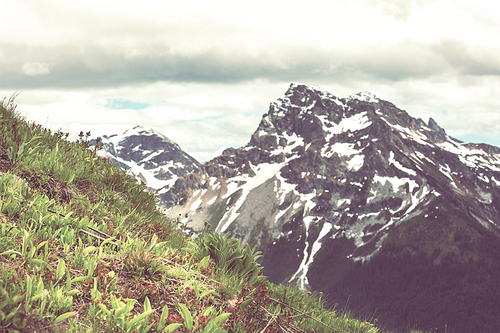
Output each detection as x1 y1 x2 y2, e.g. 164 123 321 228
65 272 71 291
115 299 135 317
27 246 36 259
201 306 214 317
67 289 80 296
63 210 74 219
56 259 66 281
128 309 155 328
11 294 24 303
31 259 45 266
27 135 43 145
87 259 96 278
6 147 13 160
31 290 48 302
157 305 169 331
36 278 44 295
5 310 17 321
143 296 151 312
165 323 183 332
0 249 21 256
141 322 155 333
240 298 253 311
71 276 89 283
213 312 231 327
54 311 76 325
40 297 47 315
196 256 210 270
178 304 193 330
83 246 97 256
17 142 25 157
203 320 213 333
66 173 75 184
148 234 158 250
199 289 213 301
25 276 33 299
100 236 116 247
98 304 110 316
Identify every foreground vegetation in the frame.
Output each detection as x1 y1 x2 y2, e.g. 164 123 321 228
0 96 387 332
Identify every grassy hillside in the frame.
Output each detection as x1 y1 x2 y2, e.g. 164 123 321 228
0 96 398 332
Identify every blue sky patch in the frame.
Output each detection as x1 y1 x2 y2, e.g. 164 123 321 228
106 99 150 110
456 134 500 148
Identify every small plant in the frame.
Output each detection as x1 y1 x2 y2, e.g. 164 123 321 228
98 295 155 332
0 287 27 330
123 248 164 278
195 231 265 285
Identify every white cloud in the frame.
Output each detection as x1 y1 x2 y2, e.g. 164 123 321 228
21 62 53 76
2 0 500 159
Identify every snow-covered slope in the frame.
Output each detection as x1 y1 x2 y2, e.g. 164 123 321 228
98 125 201 196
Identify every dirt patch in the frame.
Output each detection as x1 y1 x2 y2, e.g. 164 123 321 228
0 146 12 173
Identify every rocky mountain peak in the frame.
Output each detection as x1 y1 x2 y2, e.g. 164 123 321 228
164 82 500 276
104 125 180 155
428 117 446 135
99 126 200 192
348 91 380 103
123 125 176 144
248 82 453 162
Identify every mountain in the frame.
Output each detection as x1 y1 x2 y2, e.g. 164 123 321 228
2 97 379 333
161 83 500 333
98 125 201 196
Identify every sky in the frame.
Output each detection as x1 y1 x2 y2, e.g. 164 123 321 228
2 0 500 162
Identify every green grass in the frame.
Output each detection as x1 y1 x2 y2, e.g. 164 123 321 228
0 96 392 332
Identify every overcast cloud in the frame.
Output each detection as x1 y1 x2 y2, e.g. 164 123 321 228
2 0 500 161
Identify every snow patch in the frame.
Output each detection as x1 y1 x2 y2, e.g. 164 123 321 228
381 119 431 146
347 155 364 171
290 221 333 290
348 91 379 103
437 139 500 172
219 162 285 232
389 151 417 176
319 112 372 141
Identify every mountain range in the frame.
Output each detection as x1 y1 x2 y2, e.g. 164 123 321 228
99 83 500 333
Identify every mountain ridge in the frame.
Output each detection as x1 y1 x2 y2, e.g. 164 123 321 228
156 83 500 332
98 83 500 332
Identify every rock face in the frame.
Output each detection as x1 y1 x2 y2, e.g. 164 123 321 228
99 125 201 194
163 83 500 333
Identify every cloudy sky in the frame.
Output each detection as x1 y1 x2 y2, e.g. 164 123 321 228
2 0 500 162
